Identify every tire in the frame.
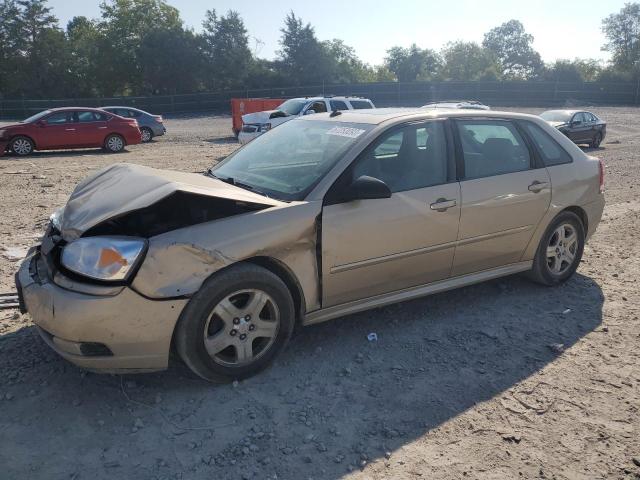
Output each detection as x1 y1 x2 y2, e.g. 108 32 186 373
528 211 585 286
591 132 602 149
10 136 34 156
104 134 125 153
175 263 295 383
140 127 153 143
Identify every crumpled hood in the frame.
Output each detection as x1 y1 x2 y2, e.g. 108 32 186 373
59 163 284 241
242 110 284 124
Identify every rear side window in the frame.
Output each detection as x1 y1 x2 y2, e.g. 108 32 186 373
350 100 373 110
522 122 572 166
456 120 531 180
330 100 348 111
129 109 143 118
77 111 98 122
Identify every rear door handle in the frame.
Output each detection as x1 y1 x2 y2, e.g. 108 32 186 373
430 198 457 212
528 181 549 193
65 128 76 131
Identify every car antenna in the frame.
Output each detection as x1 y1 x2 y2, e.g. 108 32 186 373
330 110 342 117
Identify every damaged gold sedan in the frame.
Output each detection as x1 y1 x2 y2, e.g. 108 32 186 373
16 109 605 382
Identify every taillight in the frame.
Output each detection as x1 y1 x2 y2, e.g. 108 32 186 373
598 158 605 193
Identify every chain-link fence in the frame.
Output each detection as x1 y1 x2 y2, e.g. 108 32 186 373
2 80 639 119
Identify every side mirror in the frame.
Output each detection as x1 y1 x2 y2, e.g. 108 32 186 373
304 109 316 115
341 175 391 202
36 119 47 127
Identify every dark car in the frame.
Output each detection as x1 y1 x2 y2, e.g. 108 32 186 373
540 110 606 148
101 106 165 142
0 107 142 157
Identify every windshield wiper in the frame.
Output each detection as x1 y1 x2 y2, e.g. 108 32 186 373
206 171 271 198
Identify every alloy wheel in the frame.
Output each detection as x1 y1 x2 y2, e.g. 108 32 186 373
107 135 124 152
546 223 578 275
12 138 32 155
203 289 280 367
141 128 152 142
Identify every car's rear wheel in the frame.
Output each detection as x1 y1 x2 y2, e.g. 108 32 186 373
591 132 602 148
175 263 295 383
10 136 34 156
528 211 584 286
140 127 153 143
104 134 125 153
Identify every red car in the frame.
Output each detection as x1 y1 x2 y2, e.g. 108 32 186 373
0 107 142 157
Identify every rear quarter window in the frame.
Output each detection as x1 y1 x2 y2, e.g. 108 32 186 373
349 100 373 110
522 122 572 167
330 100 349 111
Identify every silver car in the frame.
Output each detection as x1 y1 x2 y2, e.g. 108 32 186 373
17 108 605 382
101 106 166 142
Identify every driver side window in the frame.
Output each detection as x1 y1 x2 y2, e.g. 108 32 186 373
307 101 327 114
45 112 71 124
352 122 448 192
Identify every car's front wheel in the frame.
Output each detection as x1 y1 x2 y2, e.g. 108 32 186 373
528 211 585 286
104 134 125 153
10 136 34 156
140 127 153 143
175 263 295 383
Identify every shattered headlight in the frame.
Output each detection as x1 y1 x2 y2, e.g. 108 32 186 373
61 236 147 282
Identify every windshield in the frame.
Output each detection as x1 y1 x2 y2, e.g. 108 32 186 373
277 99 308 116
540 111 572 122
210 119 373 201
23 110 52 123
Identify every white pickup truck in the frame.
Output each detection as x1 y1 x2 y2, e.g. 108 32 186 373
238 96 375 144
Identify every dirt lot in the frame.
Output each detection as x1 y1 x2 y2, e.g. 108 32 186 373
0 107 639 480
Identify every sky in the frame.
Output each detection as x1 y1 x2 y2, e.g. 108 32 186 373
47 0 628 66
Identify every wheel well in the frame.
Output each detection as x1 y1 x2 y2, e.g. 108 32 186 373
244 256 305 322
9 134 37 149
562 206 588 235
104 133 126 146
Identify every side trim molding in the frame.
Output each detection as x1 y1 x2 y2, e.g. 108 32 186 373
303 261 532 326
330 225 532 274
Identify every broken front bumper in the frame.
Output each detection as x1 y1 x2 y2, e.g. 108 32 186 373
16 247 188 373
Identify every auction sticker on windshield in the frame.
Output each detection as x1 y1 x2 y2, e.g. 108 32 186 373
326 126 366 139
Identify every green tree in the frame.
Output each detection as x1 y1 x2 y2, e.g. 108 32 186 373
0 0 23 96
66 16 104 96
277 11 332 84
202 9 252 90
602 2 640 71
384 44 441 82
543 59 602 82
483 19 543 79
14 0 72 97
321 39 376 83
97 0 183 94
440 41 500 80
139 28 202 94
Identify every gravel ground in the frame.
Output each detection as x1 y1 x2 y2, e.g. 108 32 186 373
0 107 639 480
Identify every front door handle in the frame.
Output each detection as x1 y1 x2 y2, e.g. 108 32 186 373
65 128 76 131
430 198 457 212
528 181 549 193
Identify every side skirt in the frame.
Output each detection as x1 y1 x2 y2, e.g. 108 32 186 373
302 261 532 326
